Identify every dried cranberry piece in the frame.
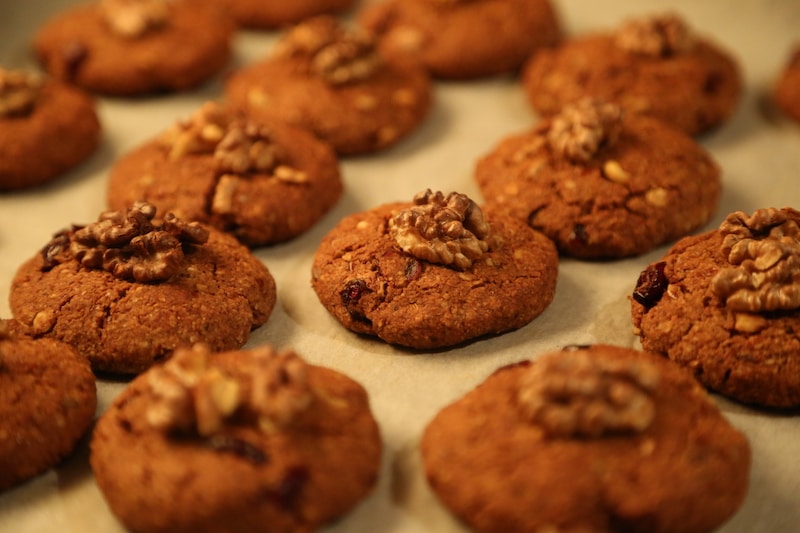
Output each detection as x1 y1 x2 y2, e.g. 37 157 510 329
275 466 309 508
61 41 88 80
207 435 268 465
340 279 367 306
568 223 589 247
632 261 669 308
404 258 422 282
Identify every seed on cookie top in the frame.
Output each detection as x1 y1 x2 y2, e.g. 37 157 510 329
99 0 169 39
40 201 209 283
517 348 660 438
614 12 696 57
0 68 43 118
389 189 496 271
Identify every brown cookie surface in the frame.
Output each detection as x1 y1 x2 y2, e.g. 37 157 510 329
33 0 233 96
311 191 559 349
774 45 800 123
9 203 276 374
220 0 357 29
107 102 343 247
631 208 800 408
422 344 751 533
91 344 381 533
358 0 561 79
224 16 432 156
522 13 741 136
475 100 721 258
0 323 97 491
0 69 100 191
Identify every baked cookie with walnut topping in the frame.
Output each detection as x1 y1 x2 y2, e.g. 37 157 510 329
311 189 558 349
224 16 432 156
358 0 561 79
522 12 742 136
0 67 100 191
774 44 800 123
0 319 97 492
9 202 276 374
220 0 357 30
422 344 751 533
91 343 381 533
475 99 721 259
107 101 342 247
33 0 233 96
632 207 800 408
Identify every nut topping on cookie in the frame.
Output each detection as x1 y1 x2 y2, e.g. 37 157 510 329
389 189 494 270
517 350 660 438
615 13 696 57
547 99 623 163
0 68 42 117
247 347 314 433
161 102 229 160
99 0 169 39
712 208 800 312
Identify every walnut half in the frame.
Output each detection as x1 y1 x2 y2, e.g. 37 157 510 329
615 13 696 57
547 99 623 163
0 68 42 117
517 349 660 438
99 0 169 39
389 189 494 271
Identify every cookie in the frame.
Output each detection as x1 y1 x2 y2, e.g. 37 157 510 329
107 102 343 247
91 343 381 533
422 344 751 533
0 68 100 191
631 207 800 408
358 0 561 79
522 12 742 136
311 189 558 349
475 99 721 258
220 0 357 30
0 319 97 492
774 44 800 123
33 0 233 96
9 202 276 374
224 16 432 156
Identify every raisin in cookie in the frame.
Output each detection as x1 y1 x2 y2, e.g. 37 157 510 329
225 16 432 156
358 0 561 79
91 344 381 533
774 44 800 123
107 102 342 247
220 0 357 30
311 189 558 349
0 67 100 191
632 207 800 408
422 344 751 533
475 99 721 259
0 319 97 492
10 202 276 374
33 0 233 96
522 12 741 136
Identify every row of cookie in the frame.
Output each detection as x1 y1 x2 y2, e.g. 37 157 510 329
0 329 752 533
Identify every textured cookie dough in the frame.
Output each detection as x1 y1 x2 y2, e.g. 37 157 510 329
91 344 381 533
10 203 276 374
33 0 233 96
774 45 800 123
522 12 742 136
311 190 558 349
0 320 97 492
220 0 357 30
0 68 100 191
422 344 751 533
225 16 432 156
358 0 561 79
632 207 800 408
475 99 721 258
107 102 343 247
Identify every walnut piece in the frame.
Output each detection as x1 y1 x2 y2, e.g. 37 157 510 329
99 0 168 39
0 68 42 117
274 16 381 85
712 208 800 312
547 99 623 163
517 350 660 438
214 122 285 176
160 102 230 160
615 13 695 57
389 189 494 271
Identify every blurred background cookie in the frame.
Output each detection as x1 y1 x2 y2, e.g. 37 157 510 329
219 0 358 30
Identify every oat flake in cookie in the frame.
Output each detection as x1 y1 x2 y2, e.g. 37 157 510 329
632 208 800 408
33 0 233 96
225 16 432 156
475 99 721 258
422 345 751 533
311 189 558 349
91 344 381 533
9 202 276 374
0 67 100 191
522 12 742 136
107 101 343 247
